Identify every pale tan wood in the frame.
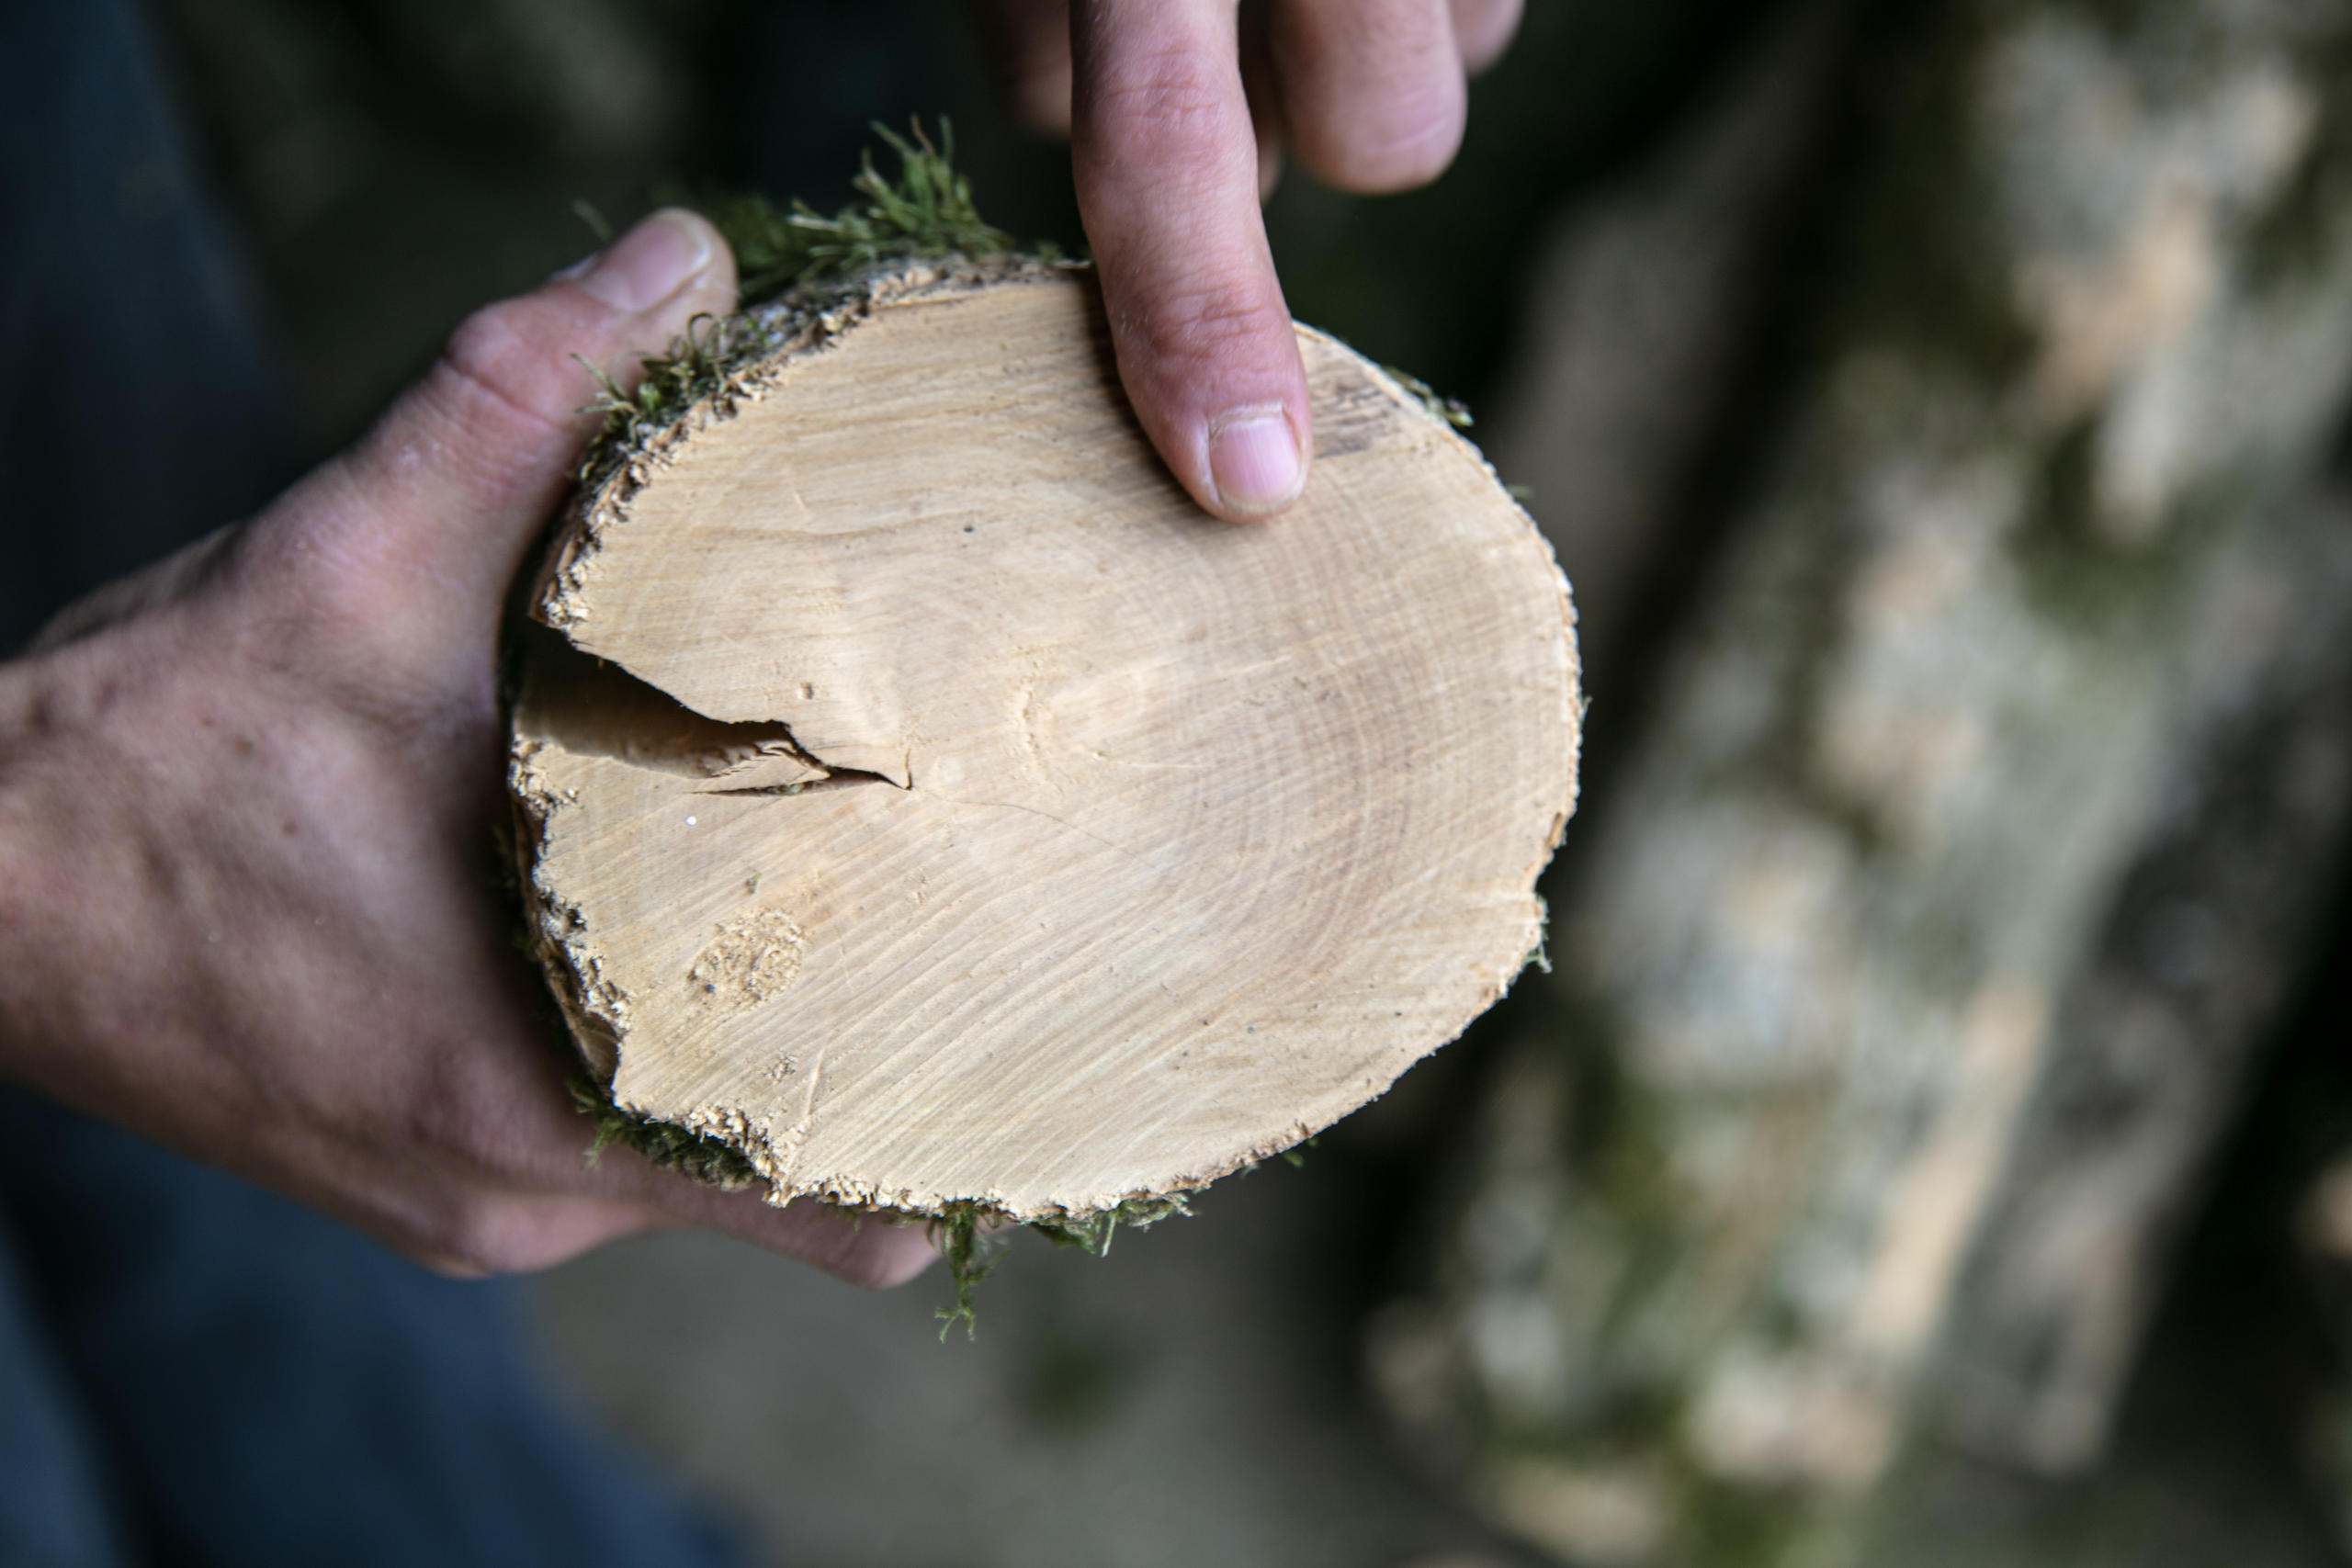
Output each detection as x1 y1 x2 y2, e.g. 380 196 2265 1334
510 265 1580 1220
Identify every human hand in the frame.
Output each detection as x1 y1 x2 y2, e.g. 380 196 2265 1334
971 0 1521 520
0 210 935 1287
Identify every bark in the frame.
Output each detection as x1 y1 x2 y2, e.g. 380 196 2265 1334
1373 1 2352 1561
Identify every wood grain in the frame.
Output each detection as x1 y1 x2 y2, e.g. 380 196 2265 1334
511 265 1579 1219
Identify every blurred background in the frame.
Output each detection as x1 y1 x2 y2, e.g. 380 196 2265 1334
102 0 2352 1562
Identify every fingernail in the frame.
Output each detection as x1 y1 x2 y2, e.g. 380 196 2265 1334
577 210 710 313
1208 409 1304 515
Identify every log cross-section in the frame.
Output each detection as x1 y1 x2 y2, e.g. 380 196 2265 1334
510 264 1579 1221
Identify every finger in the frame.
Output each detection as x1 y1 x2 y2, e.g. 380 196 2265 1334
286 209 739 656
536 1114 936 1288
970 0 1074 134
682 1189 940 1289
402 1079 936 1285
405 1193 652 1278
403 1187 930 1291
1073 0 1310 520
1239 0 1287 197
627 1163 940 1288
1268 0 1465 192
1452 0 1523 74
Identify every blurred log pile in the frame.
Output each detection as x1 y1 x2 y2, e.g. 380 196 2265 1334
1372 0 2352 1562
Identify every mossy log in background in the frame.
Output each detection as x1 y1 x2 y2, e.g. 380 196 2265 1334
1370 0 2352 1562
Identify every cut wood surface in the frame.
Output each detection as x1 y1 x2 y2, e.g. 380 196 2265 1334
510 263 1579 1221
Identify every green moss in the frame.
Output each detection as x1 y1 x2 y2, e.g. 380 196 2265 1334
1026 1192 1194 1256
929 1202 1008 1341
932 1194 1195 1339
570 1075 759 1190
574 118 1046 492
704 120 1023 305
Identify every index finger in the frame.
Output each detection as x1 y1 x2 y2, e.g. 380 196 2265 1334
1071 0 1311 521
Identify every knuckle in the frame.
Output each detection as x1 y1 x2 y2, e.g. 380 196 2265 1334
441 297 526 377
432 302 575 442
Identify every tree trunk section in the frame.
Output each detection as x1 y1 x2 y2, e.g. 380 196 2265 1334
508 264 1580 1223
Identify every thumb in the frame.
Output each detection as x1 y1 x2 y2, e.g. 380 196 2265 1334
295 209 738 648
